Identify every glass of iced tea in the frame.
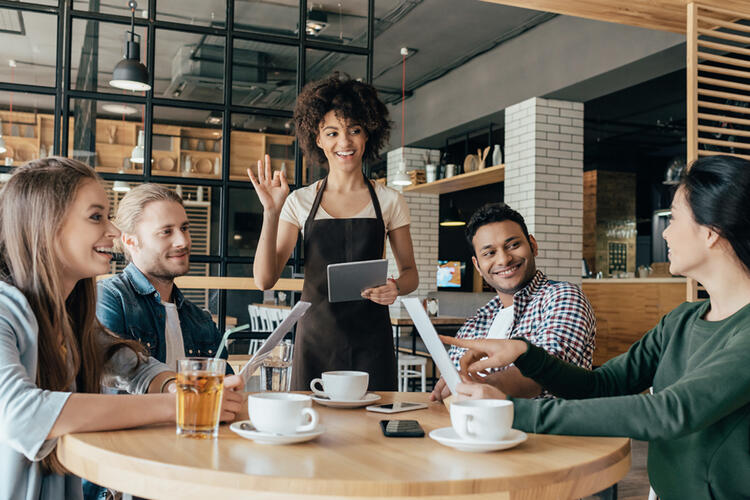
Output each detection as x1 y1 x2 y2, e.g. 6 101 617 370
176 358 226 439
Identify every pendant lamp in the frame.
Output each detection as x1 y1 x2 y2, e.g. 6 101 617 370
109 1 151 92
439 199 465 227
130 130 145 164
0 118 6 154
391 47 412 188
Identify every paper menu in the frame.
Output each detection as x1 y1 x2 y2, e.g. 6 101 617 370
400 297 461 394
238 301 311 383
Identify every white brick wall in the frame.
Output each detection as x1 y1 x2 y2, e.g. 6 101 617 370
504 97 584 284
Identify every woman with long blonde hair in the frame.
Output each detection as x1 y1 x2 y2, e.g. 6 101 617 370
0 157 242 499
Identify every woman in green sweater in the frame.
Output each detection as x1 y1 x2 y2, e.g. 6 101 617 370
442 154 750 500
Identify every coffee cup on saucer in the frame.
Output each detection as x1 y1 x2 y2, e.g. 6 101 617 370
310 371 368 401
248 393 319 435
450 399 514 441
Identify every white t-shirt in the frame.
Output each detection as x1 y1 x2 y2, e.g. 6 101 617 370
162 301 185 371
486 305 514 340
280 180 411 235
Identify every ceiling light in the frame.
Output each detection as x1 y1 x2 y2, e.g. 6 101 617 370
391 168 412 187
440 200 465 227
102 103 138 115
306 10 328 36
109 1 151 92
130 130 145 164
205 112 222 125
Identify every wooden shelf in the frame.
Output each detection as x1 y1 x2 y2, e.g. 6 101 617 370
404 164 504 195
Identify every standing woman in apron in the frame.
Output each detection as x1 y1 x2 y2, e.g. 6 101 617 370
248 74 418 391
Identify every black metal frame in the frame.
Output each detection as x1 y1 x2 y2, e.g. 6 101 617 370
0 0 375 331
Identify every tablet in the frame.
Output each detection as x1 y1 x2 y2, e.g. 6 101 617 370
327 258 388 303
401 297 462 394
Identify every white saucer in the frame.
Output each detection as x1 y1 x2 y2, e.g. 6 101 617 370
429 427 527 452
229 421 324 445
311 392 381 408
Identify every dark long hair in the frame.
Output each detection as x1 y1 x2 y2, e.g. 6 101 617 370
681 155 750 272
0 157 146 474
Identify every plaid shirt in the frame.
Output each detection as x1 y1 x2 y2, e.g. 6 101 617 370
448 270 595 371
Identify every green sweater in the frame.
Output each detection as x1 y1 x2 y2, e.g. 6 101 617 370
511 300 750 500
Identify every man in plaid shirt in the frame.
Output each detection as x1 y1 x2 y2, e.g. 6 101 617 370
431 203 595 401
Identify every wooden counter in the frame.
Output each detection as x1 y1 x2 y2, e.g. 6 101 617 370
582 278 687 365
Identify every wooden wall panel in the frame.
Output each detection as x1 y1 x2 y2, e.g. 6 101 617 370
582 280 686 365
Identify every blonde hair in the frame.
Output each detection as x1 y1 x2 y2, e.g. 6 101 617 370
114 183 184 259
0 157 145 474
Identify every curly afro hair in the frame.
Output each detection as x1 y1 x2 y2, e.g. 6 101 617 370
293 73 391 166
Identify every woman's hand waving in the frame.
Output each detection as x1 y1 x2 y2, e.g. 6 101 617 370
247 154 290 215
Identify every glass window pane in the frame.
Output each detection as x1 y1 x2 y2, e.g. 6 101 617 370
71 18 148 95
157 0 226 27
175 263 221 316
0 10 58 87
305 48 366 83
19 0 57 5
66 98 146 174
234 0 299 38
152 106 223 180
229 113 296 183
0 92 56 166
232 39 297 111
305 1 368 47
72 1 150 16
154 29 225 104
227 186 264 257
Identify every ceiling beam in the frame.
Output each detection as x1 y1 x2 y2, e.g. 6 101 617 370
480 0 750 34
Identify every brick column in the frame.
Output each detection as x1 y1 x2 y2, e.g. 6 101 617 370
504 97 584 284
386 147 440 313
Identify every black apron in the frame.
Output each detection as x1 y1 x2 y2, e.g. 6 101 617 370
291 176 397 391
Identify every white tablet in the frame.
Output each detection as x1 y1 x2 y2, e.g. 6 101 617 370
327 258 388 303
401 297 462 394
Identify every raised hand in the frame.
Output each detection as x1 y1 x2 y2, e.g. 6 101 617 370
247 154 290 215
438 336 528 376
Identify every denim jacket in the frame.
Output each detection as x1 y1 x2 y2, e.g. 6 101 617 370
97 263 229 367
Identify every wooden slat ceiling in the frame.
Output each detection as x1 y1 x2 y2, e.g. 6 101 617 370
480 0 750 34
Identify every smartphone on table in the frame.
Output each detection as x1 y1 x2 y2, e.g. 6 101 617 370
366 402 428 414
379 420 425 438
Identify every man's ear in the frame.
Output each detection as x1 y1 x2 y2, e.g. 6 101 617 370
121 232 138 253
471 255 480 273
528 234 539 256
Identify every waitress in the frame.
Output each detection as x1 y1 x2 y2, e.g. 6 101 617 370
248 74 418 392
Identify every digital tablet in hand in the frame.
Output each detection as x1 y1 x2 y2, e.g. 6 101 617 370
327 258 388 303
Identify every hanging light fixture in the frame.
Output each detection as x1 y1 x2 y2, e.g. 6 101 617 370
130 129 145 164
440 199 465 227
109 1 151 92
391 47 412 188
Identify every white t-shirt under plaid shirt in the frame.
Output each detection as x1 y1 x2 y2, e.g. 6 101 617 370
448 270 596 371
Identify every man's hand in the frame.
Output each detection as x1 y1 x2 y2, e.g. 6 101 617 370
454 380 508 401
439 336 528 376
219 375 244 422
429 377 452 402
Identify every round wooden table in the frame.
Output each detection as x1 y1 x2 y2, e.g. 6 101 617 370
58 392 630 499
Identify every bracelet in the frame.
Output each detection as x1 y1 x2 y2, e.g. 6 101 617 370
159 375 177 393
388 277 401 293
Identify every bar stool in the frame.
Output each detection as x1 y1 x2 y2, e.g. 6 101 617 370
397 354 427 392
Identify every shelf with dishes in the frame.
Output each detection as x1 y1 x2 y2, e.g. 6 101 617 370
404 164 505 195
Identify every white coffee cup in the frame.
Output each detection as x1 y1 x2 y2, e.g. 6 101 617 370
310 371 368 401
450 399 514 441
248 393 319 435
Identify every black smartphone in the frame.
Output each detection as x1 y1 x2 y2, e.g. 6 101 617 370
379 419 425 438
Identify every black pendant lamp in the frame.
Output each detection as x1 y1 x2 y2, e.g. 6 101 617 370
440 199 465 227
109 1 151 92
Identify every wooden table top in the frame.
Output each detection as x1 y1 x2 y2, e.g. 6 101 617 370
390 315 465 326
58 392 630 500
